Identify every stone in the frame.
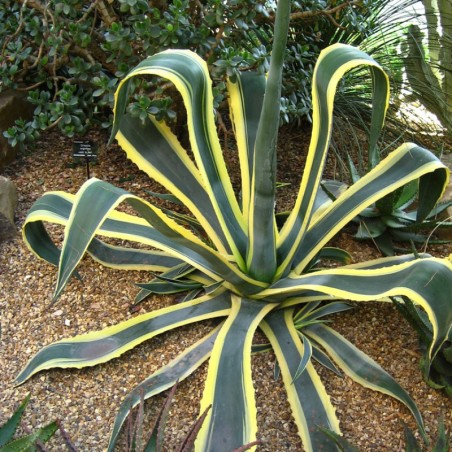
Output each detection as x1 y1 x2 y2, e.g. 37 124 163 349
0 90 34 170
0 176 18 242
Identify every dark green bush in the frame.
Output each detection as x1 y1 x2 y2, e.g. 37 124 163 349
0 0 371 150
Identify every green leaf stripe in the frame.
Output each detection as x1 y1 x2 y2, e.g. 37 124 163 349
135 263 197 297
279 255 432 309
305 323 426 439
246 0 291 283
23 191 186 273
15 292 231 385
227 71 266 219
24 191 201 267
136 277 202 295
23 191 75 266
87 238 183 271
277 44 389 277
293 144 448 272
260 257 452 361
107 325 221 451
417 168 450 221
116 114 231 255
195 297 277 451
51 179 266 301
296 302 353 326
291 334 312 384
261 309 340 452
113 50 247 262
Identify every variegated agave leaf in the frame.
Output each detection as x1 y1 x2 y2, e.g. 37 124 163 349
17 1 452 450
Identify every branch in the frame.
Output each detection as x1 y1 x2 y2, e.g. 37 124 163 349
96 0 117 27
14 48 68 85
2 0 26 54
16 80 46 91
16 0 45 14
206 24 225 59
16 0 55 22
289 1 363 23
47 115 64 130
259 1 364 28
77 0 99 24
72 45 96 65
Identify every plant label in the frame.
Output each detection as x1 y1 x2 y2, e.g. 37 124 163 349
72 140 98 161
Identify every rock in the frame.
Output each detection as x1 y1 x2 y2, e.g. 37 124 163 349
0 176 18 242
0 90 34 170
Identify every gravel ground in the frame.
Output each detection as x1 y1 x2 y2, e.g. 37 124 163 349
0 129 451 451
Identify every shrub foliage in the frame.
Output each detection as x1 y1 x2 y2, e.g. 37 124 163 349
0 0 370 149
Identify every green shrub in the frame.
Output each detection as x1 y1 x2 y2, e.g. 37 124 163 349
15 1 452 450
3 1 450 157
0 0 373 150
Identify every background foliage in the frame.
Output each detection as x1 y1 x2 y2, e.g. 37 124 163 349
2 1 450 153
1 0 383 150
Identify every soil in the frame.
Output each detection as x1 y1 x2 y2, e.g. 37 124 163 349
0 125 451 451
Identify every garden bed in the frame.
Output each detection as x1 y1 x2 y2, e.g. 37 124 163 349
0 127 451 450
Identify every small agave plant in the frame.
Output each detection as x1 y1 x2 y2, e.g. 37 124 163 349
320 420 450 452
122 383 211 452
393 296 452 396
15 1 452 450
347 152 452 256
0 394 58 451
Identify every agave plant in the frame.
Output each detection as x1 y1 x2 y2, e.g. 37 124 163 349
319 419 450 452
0 394 58 451
347 155 452 256
122 381 259 452
121 382 212 452
15 1 452 450
393 296 452 396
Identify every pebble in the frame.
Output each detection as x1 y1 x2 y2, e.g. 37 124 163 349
1 129 451 451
